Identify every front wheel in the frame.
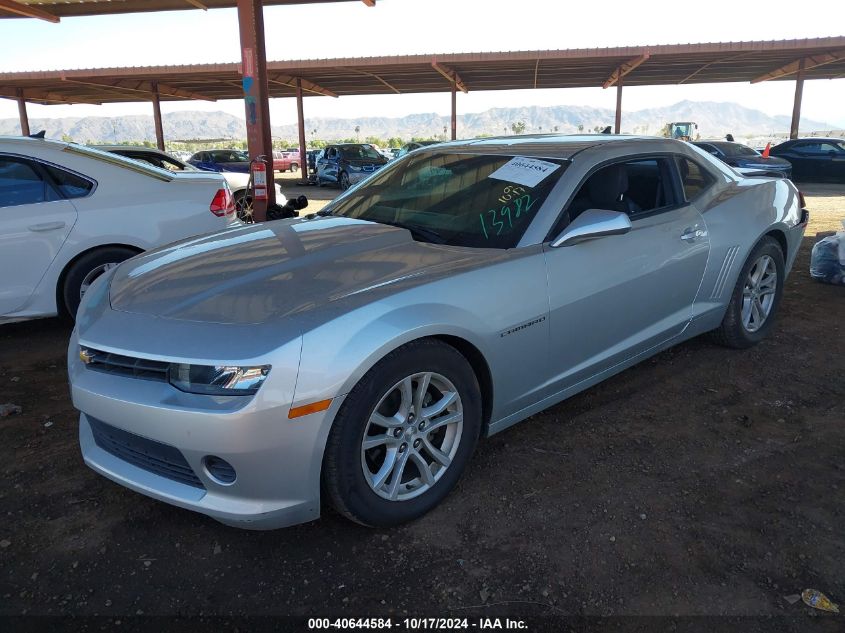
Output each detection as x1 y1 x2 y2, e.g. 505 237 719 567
339 171 350 190
711 236 785 349
322 339 481 527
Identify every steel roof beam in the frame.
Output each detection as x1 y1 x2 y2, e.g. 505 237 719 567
0 0 59 22
602 53 649 89
348 68 401 94
431 61 467 93
184 0 208 8
60 76 217 101
751 49 845 83
269 74 337 97
0 88 100 105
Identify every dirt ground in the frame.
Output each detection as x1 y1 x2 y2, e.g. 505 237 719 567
0 181 843 627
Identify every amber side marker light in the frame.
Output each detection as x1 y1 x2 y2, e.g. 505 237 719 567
288 399 333 419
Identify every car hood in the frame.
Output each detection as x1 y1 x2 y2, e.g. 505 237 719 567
342 157 387 167
109 217 500 325
219 163 250 173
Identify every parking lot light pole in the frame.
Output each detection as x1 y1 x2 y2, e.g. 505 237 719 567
296 78 309 183
16 88 29 136
151 82 165 151
789 59 805 140
237 0 276 220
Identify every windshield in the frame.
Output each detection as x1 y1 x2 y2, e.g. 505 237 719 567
339 144 383 161
719 143 759 157
323 152 568 249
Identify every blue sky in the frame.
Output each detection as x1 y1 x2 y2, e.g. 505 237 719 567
1 0 844 128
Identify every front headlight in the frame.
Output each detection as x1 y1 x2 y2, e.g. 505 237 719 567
168 363 271 396
347 164 362 172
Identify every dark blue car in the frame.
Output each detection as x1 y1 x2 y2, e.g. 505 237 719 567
188 149 251 174
692 141 792 179
316 144 387 190
769 138 845 182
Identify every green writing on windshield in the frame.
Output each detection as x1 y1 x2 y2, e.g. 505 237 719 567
479 194 537 240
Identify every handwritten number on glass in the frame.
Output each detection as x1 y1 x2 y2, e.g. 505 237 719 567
479 194 536 240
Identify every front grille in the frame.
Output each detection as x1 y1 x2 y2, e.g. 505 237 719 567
82 347 169 382
89 417 204 489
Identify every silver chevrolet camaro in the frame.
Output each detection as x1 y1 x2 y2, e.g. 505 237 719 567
68 135 808 529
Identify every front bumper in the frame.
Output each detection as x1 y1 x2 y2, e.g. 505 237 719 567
69 329 342 530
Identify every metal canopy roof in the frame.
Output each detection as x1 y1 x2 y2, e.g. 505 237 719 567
2 37 844 106
0 0 369 20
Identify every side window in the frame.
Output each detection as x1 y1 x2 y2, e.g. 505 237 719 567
561 157 677 230
676 157 713 202
0 157 50 207
157 156 186 172
43 165 94 199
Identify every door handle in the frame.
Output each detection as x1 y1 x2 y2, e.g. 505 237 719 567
28 221 66 232
681 227 707 242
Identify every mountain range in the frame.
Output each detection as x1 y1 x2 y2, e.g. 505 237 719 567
0 100 837 144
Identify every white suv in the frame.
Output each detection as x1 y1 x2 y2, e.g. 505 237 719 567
0 136 240 323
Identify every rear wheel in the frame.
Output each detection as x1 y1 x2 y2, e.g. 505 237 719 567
322 339 481 527
711 237 784 349
339 171 350 190
290 163 299 173
62 247 137 319
233 190 254 223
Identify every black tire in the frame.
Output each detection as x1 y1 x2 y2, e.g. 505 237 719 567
710 236 785 349
290 163 299 173
62 247 137 319
339 171 350 190
322 339 482 527
233 190 254 223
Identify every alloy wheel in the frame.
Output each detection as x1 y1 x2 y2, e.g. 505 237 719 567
235 194 255 223
79 262 120 300
741 254 777 333
361 372 463 501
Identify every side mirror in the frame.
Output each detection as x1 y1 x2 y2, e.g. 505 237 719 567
551 209 632 248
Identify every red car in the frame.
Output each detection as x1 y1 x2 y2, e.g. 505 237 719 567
272 150 302 173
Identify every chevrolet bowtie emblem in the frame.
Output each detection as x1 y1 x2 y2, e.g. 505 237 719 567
79 348 95 364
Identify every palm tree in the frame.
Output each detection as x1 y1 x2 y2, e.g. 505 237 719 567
354 125 360 140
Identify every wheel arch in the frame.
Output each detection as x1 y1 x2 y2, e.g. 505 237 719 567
56 243 143 315
429 334 494 435
764 228 788 259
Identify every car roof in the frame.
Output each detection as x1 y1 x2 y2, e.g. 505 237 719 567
94 145 165 153
779 137 845 144
421 134 676 159
0 135 177 180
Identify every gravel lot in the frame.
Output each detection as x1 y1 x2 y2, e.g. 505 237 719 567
0 181 842 628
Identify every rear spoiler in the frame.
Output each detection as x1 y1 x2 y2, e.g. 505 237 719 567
734 167 788 179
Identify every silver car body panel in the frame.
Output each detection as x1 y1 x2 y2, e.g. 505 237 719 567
69 135 806 529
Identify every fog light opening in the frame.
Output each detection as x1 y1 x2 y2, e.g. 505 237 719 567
202 455 237 485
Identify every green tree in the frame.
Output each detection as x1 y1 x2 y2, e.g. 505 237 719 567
577 124 584 133
510 121 526 135
61 134 74 142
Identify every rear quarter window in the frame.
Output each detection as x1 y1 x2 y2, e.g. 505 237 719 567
43 164 94 199
677 157 714 201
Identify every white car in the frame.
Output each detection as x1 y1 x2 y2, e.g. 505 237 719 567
95 146 286 220
0 136 240 323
